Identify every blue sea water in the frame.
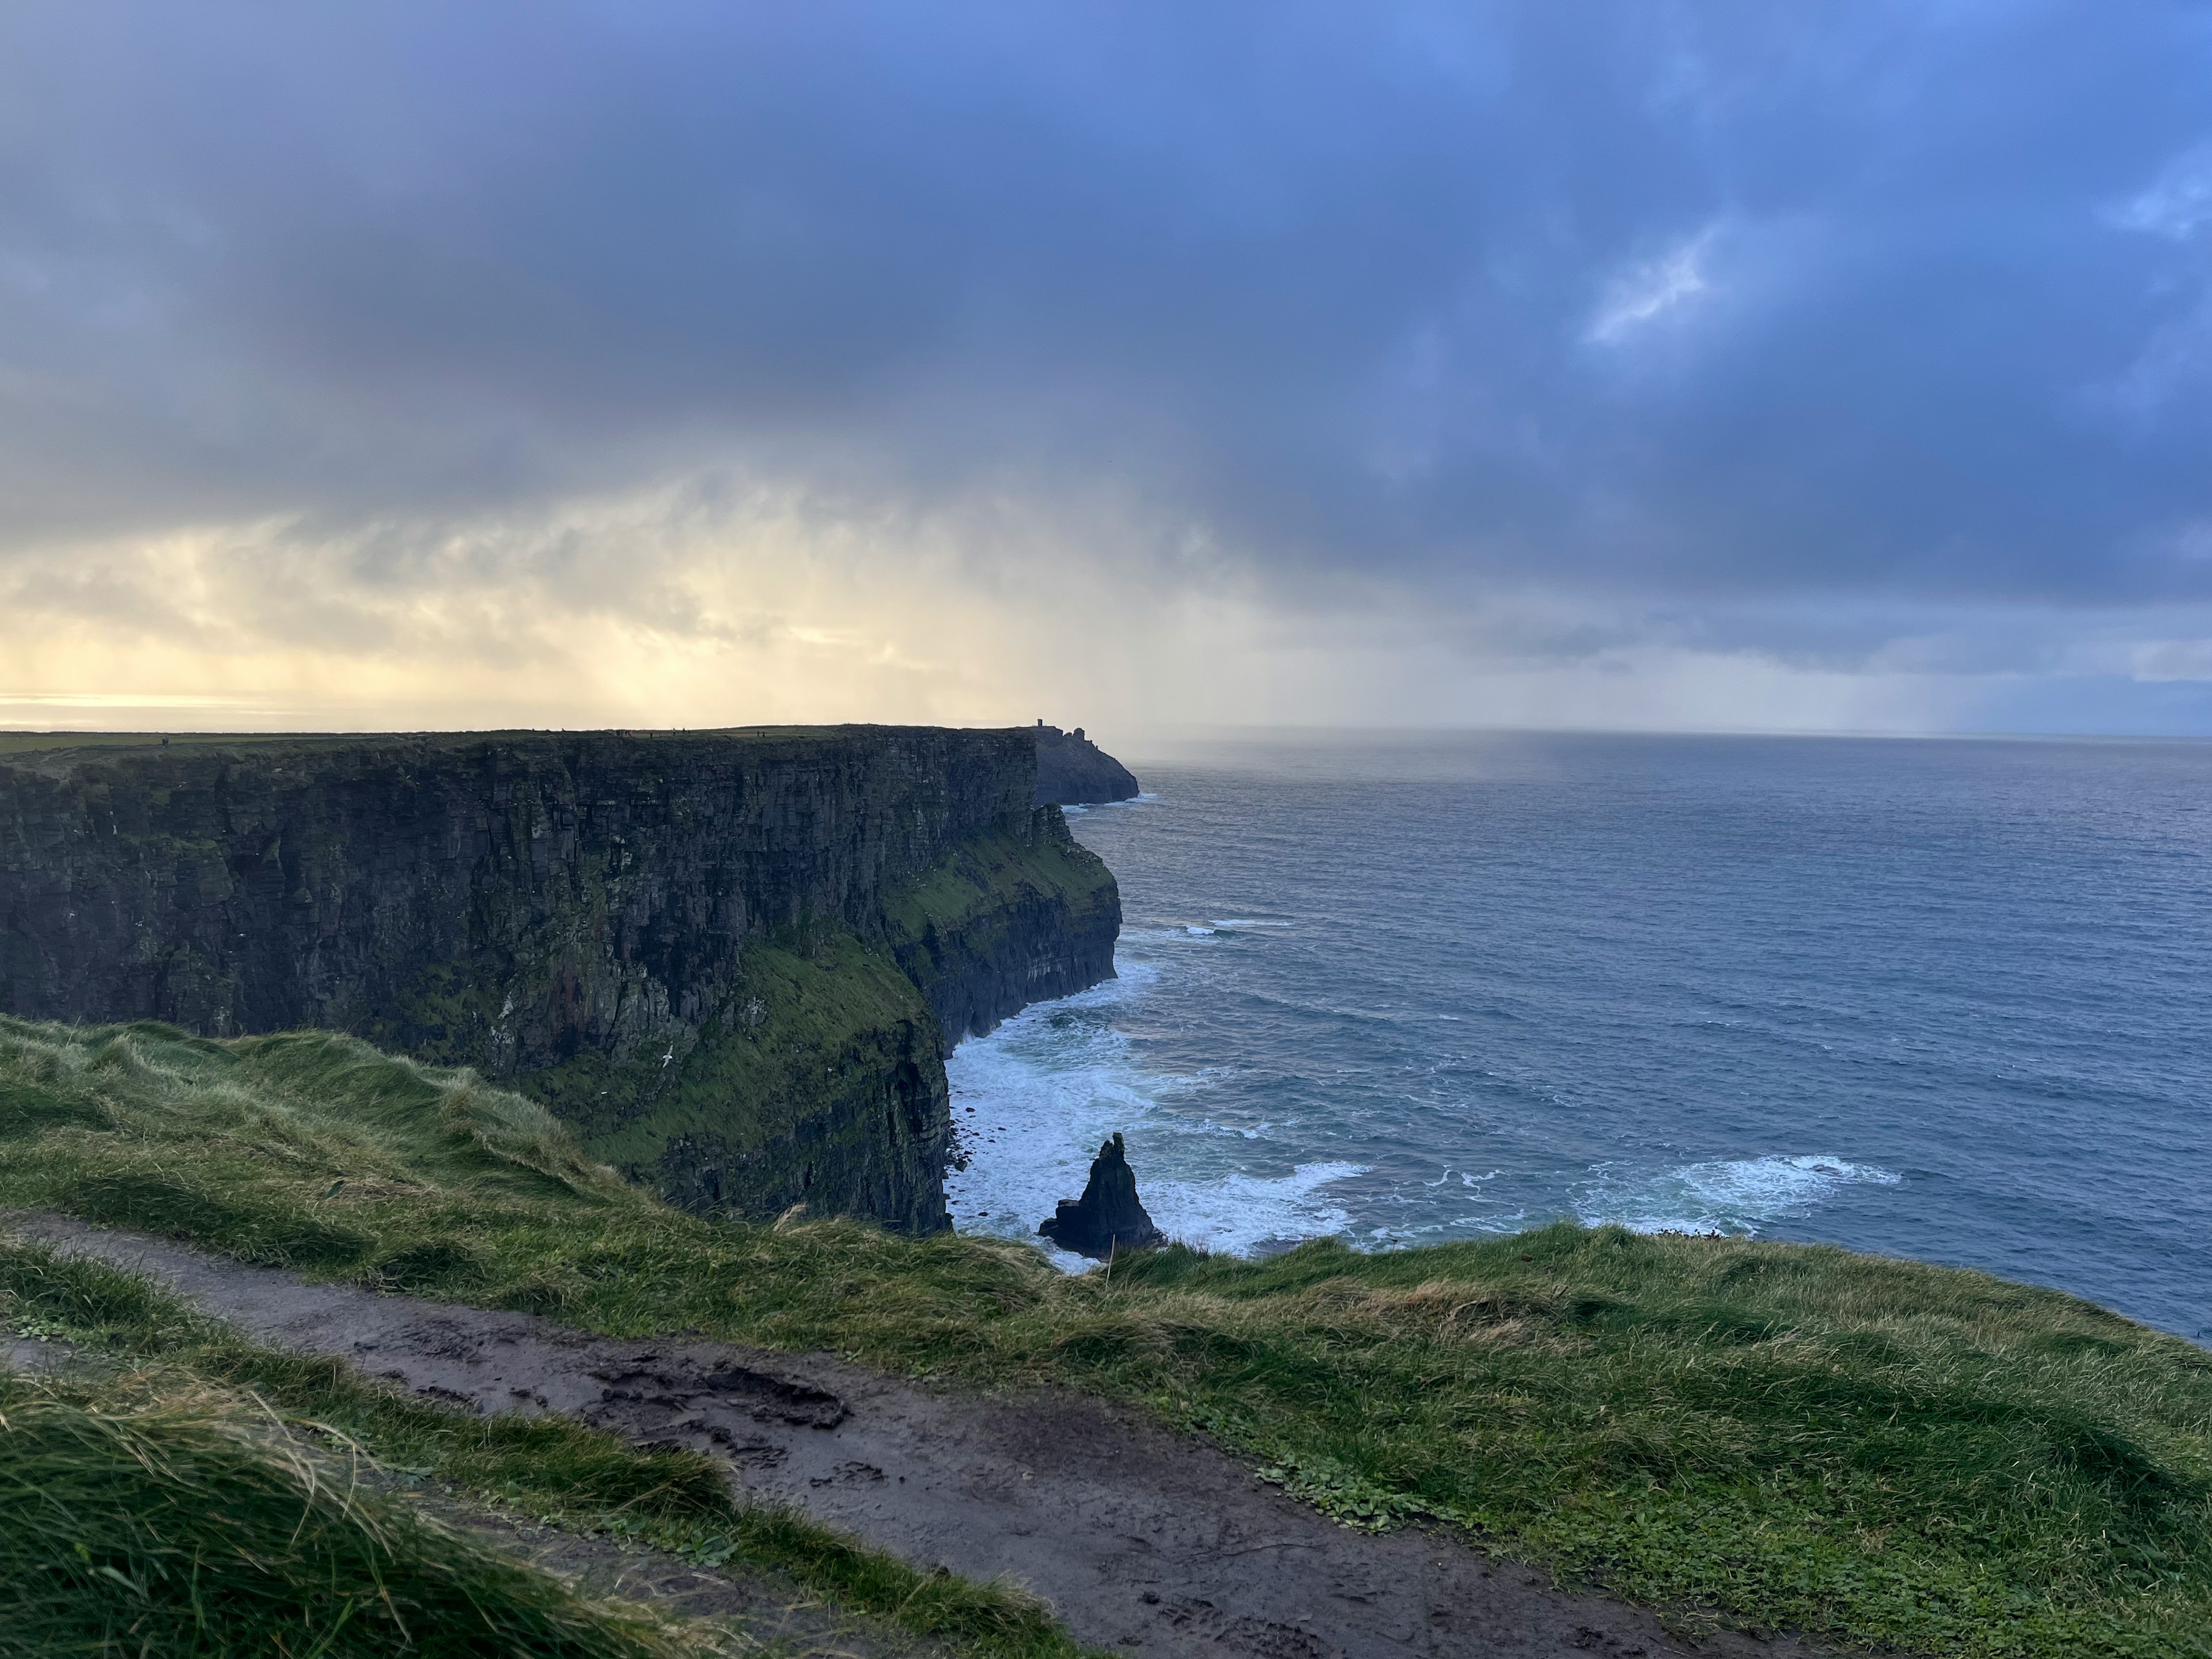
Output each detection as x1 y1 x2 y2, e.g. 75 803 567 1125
944 731 2212 1342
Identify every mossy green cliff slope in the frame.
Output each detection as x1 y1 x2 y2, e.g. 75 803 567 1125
0 726 1119 1229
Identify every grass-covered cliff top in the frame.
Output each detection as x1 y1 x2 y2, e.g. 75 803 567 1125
0 723 1028 760
5 1016 2210 1657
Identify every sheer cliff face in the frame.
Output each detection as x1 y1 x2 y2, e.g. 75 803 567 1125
0 727 1120 1231
886 815 1121 1043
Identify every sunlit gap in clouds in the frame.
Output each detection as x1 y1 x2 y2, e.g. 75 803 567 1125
10 488 2207 738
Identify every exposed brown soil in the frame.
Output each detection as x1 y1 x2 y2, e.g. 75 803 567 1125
8 1214 1840 1659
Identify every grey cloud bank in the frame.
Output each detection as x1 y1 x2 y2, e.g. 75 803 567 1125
5 1 2212 730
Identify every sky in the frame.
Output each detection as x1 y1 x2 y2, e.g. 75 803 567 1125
5 2 2212 738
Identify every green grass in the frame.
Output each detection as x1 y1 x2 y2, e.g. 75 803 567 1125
0 1358 691 1658
881 822 1118 960
4 1016 2211 1656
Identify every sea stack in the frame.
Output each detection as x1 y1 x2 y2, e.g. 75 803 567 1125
1039 1132 1166 1257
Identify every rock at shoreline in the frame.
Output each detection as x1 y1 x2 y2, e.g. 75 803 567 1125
1033 722 1139 806
1039 1132 1165 1258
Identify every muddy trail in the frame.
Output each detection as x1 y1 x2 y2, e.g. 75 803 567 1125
7 1215 1834 1659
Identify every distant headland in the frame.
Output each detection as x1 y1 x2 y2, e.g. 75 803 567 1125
1032 722 1139 806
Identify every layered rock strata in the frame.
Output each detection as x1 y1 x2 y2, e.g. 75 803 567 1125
0 726 1119 1230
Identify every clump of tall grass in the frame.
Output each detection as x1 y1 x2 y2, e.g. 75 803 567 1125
0 1368 685 1658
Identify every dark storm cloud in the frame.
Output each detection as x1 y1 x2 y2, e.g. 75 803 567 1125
3 0 2211 606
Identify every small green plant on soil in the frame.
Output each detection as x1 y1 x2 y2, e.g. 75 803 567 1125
5 1016 2212 1658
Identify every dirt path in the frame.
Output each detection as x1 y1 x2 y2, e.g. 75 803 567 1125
9 1215 1830 1659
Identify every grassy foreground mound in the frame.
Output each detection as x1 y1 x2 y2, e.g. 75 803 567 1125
3 1017 2210 1657
0 1365 686 1658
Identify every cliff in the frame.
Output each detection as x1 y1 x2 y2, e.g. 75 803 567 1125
1032 724 1140 806
886 815 1120 1041
0 726 1120 1230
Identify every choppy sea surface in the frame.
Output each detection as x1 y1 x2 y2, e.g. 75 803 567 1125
944 732 2212 1342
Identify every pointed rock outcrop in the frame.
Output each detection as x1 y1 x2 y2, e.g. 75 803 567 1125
1039 1132 1165 1258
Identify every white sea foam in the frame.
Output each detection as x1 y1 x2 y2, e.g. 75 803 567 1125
1146 1160 1365 1256
1209 918 1293 928
944 972 1361 1269
1192 1117 1273 1139
1571 1154 1901 1236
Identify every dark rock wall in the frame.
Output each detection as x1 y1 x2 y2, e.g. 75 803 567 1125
545 930 963 1233
887 815 1120 1042
1032 724 1140 805
0 726 1120 1230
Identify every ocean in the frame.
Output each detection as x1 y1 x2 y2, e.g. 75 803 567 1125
944 731 2212 1342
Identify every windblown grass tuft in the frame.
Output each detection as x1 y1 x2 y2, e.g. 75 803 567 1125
5 1013 2212 1657
0 1366 685 1658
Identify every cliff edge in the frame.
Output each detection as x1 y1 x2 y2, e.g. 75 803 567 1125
0 725 1119 1230
1032 724 1139 806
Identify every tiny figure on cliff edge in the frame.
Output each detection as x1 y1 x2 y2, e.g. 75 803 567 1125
1039 1131 1166 1259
